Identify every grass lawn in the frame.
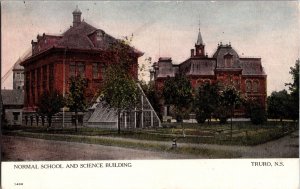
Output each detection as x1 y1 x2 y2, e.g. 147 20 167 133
3 121 298 146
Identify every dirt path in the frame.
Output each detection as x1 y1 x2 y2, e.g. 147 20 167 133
2 131 298 161
71 130 299 158
1 136 199 161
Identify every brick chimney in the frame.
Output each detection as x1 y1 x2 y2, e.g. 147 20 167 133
191 49 195 57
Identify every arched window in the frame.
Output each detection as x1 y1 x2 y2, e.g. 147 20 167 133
204 79 210 84
246 80 252 92
253 80 259 92
233 79 240 89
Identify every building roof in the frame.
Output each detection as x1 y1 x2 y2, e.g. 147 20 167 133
196 29 204 46
24 10 143 62
1 90 24 106
57 21 97 49
187 59 216 76
213 44 241 68
241 59 266 75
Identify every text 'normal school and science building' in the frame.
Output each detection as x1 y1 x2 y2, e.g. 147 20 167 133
150 28 267 117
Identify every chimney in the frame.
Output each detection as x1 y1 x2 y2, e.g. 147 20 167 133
72 6 82 27
191 49 195 57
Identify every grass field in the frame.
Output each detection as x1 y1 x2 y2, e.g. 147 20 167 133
3 121 298 146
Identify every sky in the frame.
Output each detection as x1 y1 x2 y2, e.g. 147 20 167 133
1 1 300 95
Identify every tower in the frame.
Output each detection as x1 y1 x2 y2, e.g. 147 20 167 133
12 58 24 90
72 6 82 27
195 27 205 57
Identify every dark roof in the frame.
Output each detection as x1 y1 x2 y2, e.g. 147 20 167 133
187 59 216 76
241 59 266 75
196 29 204 46
1 90 24 106
26 19 143 60
57 21 97 49
213 45 241 68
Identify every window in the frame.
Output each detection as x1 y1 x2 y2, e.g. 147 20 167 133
92 63 99 79
225 57 233 67
233 79 240 89
253 81 259 92
224 54 233 68
204 79 210 84
70 62 76 77
49 64 54 92
69 62 85 78
25 72 30 104
13 112 20 121
77 62 85 77
100 63 106 79
31 70 36 103
246 80 252 92
42 65 48 91
96 32 103 41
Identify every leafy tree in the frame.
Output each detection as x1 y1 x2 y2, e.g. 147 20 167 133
245 98 267 125
163 74 193 122
219 85 241 138
37 90 64 129
66 76 87 132
194 82 220 124
285 60 299 121
101 65 140 134
267 90 290 123
100 36 141 134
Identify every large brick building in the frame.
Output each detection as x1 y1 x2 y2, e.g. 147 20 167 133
151 28 267 117
20 7 143 114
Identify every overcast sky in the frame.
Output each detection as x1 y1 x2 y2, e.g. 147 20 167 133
2 1 299 95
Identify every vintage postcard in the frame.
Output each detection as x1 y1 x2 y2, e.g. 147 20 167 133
1 1 299 189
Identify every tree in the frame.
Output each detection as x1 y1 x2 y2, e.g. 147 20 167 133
267 90 290 123
194 82 220 124
245 98 267 125
163 74 193 122
101 65 140 134
37 90 64 129
100 36 141 134
219 85 241 138
285 60 299 121
66 76 87 132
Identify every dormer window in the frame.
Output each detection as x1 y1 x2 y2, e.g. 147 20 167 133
224 53 233 68
96 32 103 41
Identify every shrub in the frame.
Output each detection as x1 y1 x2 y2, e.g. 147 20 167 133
250 107 267 125
195 110 206 123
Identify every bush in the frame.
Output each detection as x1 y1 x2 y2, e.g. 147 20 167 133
214 106 229 124
245 99 267 125
195 110 206 123
250 107 267 125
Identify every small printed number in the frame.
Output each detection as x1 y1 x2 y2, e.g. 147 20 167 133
14 183 23 186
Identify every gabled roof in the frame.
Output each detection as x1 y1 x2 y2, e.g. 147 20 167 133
1 90 24 106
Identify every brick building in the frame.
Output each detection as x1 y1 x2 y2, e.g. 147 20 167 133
20 7 143 115
150 28 267 117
